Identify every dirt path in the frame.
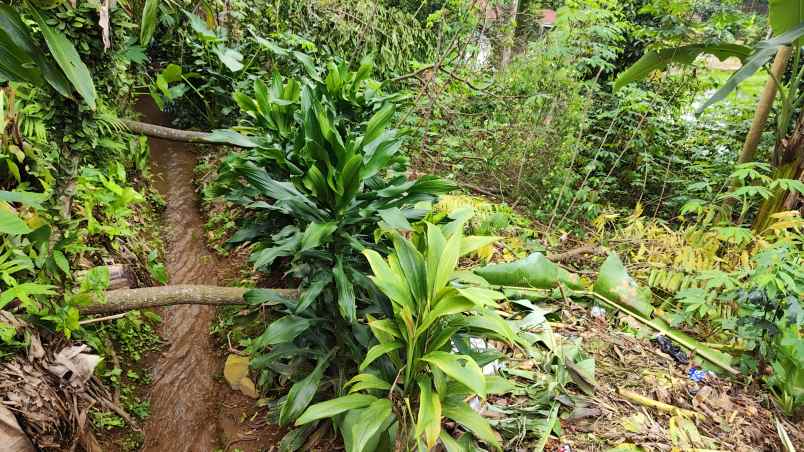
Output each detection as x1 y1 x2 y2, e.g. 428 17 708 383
138 99 221 452
129 99 285 452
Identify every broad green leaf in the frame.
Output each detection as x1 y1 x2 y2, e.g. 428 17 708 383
292 51 319 80
351 398 393 452
0 5 45 85
699 24 804 112
416 377 442 449
139 0 159 46
439 431 466 452
0 209 31 235
434 225 462 294
296 273 331 313
363 103 395 147
391 232 427 304
213 45 244 72
0 191 47 209
300 222 337 252
367 317 401 343
417 295 474 335
31 8 97 109
184 10 216 41
420 351 486 398
456 287 504 308
359 342 402 371
204 129 259 148
295 394 377 426
614 43 751 91
346 373 391 393
334 258 356 323
442 399 500 450
475 252 562 289
593 253 653 318
53 250 70 275
0 283 56 310
378 208 412 231
425 223 447 297
460 235 500 257
363 249 414 311
253 316 313 349
769 0 803 36
279 351 333 426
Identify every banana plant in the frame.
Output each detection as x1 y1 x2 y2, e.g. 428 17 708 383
293 217 521 452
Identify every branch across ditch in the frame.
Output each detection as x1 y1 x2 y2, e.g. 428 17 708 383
80 285 298 315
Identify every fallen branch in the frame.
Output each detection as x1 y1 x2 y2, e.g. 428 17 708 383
618 388 704 420
80 285 298 315
547 245 605 263
121 119 213 143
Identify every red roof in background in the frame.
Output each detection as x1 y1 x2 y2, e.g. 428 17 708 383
541 9 556 25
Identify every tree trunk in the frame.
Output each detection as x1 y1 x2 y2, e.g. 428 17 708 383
122 119 214 144
80 285 298 315
737 46 791 165
499 0 519 68
753 115 804 231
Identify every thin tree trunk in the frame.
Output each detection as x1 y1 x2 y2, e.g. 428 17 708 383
499 0 519 68
122 119 214 144
737 46 791 164
80 285 298 315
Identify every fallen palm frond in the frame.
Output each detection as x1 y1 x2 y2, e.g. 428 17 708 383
0 312 120 451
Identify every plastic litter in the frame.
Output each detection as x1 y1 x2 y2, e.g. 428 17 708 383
653 334 689 364
688 367 716 383
590 305 606 320
558 445 573 452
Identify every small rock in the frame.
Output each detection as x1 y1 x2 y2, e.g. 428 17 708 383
238 376 259 399
223 354 258 398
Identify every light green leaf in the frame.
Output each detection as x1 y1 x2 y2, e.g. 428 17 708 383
460 235 500 257
0 191 48 209
363 103 395 147
139 0 159 46
300 222 337 252
295 394 377 426
346 373 391 393
475 252 562 289
416 377 441 449
593 253 653 318
769 0 803 36
53 250 70 275
391 232 427 304
0 283 56 310
334 257 356 323
378 207 412 231
0 209 31 235
417 294 474 335
204 129 259 148
279 351 333 426
253 316 312 349
442 399 500 450
359 342 402 371
351 398 394 452
213 45 244 72
363 249 413 311
614 43 751 91
420 351 486 398
31 8 97 109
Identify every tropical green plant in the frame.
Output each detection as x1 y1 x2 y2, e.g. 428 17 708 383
294 217 518 451
0 3 97 108
216 60 454 440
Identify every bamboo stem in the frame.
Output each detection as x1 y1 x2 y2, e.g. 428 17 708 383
618 388 704 419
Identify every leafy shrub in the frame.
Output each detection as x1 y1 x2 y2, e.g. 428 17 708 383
295 217 518 451
213 60 455 426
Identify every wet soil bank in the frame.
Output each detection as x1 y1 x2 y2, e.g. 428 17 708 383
136 99 281 451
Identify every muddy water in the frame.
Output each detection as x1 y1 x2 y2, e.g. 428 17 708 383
138 99 220 452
